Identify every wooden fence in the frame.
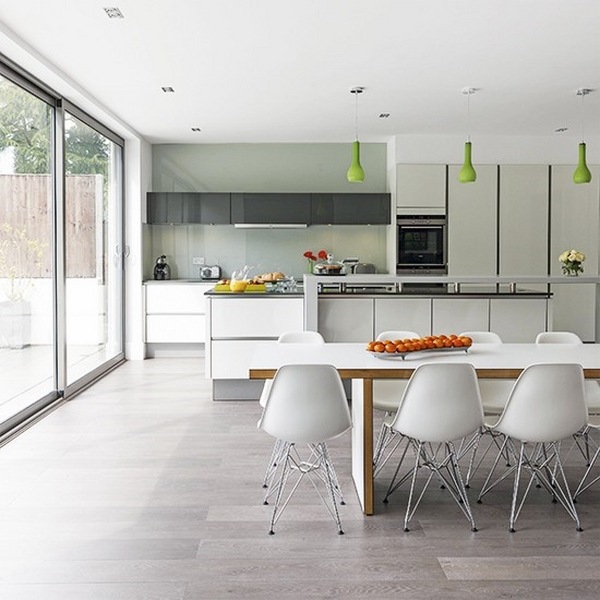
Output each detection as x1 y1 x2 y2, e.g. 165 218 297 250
0 174 101 278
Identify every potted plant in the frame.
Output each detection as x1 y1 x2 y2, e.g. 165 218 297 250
0 223 47 348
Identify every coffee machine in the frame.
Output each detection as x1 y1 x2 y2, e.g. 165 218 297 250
153 255 171 280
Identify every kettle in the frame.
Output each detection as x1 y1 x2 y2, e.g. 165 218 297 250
153 255 171 280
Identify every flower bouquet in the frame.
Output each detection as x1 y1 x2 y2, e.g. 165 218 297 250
559 249 585 276
303 249 328 273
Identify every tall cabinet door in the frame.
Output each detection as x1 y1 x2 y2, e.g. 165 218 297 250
550 165 600 341
448 165 498 276
499 165 549 278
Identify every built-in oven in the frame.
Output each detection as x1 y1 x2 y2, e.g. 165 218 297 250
396 215 447 275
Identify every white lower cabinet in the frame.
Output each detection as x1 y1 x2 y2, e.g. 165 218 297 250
145 283 214 343
374 298 431 337
490 298 548 342
318 298 374 342
207 296 304 379
432 298 489 334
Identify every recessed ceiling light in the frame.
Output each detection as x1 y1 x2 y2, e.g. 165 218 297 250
103 7 124 19
191 128 202 132
161 86 175 93
555 127 569 133
379 113 390 118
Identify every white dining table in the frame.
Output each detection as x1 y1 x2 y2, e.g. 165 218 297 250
249 342 600 515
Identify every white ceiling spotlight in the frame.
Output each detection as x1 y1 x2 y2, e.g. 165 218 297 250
103 7 124 19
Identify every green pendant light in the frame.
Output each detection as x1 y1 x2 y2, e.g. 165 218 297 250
458 87 477 183
573 88 592 184
347 87 365 183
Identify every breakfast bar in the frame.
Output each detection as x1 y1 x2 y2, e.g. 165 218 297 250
249 341 600 515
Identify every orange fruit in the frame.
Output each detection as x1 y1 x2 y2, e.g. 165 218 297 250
373 342 385 353
452 338 464 347
460 336 473 347
385 342 397 353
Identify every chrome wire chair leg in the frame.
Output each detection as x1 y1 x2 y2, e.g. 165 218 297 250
268 442 294 534
382 438 414 503
262 438 284 489
321 443 346 505
373 418 392 468
477 435 517 503
574 444 600 499
267 442 346 535
322 443 345 534
264 443 345 505
506 441 582 532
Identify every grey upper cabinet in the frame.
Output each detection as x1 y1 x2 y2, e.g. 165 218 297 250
310 193 391 225
231 193 311 224
146 192 230 224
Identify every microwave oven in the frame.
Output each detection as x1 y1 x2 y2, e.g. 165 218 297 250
396 215 447 275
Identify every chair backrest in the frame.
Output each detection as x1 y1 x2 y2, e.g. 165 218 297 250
535 331 582 344
459 331 503 343
390 363 484 443
376 330 420 342
277 331 325 344
494 363 588 443
259 364 352 444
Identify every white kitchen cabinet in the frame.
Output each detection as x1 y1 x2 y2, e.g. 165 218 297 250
489 298 549 342
550 165 600 339
206 296 304 381
374 297 432 337
432 298 489 334
499 165 549 278
145 282 213 343
318 298 374 342
448 165 498 276
396 165 446 214
211 340 275 379
211 298 303 337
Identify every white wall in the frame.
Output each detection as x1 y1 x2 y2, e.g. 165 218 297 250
394 134 600 165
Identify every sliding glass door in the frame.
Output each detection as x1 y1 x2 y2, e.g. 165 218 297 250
64 112 123 388
0 73 55 424
0 61 125 434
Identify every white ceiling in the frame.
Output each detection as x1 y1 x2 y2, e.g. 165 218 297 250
1 0 600 145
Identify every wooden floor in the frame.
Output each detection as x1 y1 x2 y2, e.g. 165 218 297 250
1 357 600 599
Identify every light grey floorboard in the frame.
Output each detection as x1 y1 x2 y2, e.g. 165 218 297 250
1 357 600 599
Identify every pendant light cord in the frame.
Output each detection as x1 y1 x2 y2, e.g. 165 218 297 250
466 90 472 143
580 90 586 143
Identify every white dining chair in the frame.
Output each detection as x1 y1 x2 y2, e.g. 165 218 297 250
372 330 420 474
259 331 325 493
535 330 600 464
477 363 588 532
456 332 513 488
258 363 352 534
381 362 484 532
535 331 583 344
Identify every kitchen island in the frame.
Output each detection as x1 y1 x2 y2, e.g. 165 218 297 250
204 273 600 399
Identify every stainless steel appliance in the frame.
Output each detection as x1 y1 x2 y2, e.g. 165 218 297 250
153 255 171 280
200 265 222 280
396 215 447 275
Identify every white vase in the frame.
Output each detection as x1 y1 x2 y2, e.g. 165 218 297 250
0 300 31 349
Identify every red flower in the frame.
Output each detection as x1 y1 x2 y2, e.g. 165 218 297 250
303 251 317 261
318 250 328 260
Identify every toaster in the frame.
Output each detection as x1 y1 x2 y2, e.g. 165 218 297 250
200 265 222 280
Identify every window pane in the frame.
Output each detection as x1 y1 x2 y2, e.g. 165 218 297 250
0 74 54 421
64 113 123 385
